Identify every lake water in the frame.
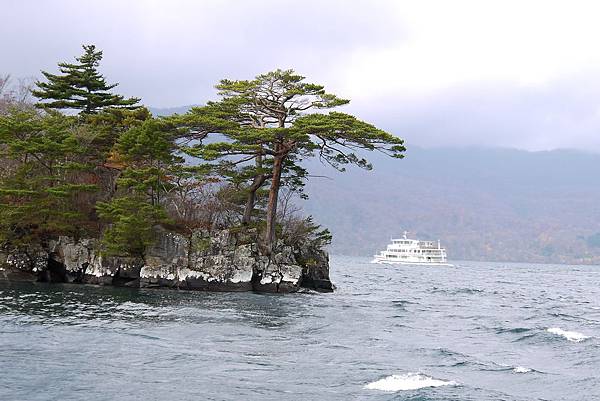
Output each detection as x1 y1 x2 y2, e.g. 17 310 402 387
2 256 600 400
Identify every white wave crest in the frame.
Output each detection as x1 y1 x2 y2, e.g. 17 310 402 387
513 366 531 373
547 327 590 342
364 373 457 392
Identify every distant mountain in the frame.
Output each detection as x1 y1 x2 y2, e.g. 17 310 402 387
149 105 198 116
301 147 600 264
150 104 600 264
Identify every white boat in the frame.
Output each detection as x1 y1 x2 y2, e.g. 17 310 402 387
372 232 453 266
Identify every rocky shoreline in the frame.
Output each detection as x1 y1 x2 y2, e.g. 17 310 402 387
0 228 333 293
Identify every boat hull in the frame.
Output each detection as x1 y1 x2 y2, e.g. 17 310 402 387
371 257 454 267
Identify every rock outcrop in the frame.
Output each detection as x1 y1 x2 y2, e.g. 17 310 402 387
0 228 333 293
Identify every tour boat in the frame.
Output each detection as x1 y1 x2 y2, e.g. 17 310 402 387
371 232 453 266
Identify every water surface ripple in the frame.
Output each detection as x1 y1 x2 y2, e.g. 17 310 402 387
1 256 600 400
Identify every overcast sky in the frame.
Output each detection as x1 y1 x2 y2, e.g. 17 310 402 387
4 0 600 151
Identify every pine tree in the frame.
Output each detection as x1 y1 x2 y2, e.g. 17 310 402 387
32 44 139 114
96 196 167 259
95 117 183 259
0 109 98 249
174 100 310 228
177 69 405 252
113 118 181 206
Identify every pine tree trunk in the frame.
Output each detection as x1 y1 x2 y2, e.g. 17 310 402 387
264 155 284 253
242 174 267 225
242 189 257 225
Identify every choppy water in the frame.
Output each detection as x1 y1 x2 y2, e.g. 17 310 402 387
2 256 600 400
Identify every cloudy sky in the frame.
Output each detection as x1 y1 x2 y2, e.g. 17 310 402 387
4 0 600 151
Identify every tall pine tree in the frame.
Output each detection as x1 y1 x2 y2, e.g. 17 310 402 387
32 44 139 114
177 70 405 253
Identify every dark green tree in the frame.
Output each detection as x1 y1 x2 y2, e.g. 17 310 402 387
96 117 195 258
96 196 167 259
32 44 139 114
0 109 97 250
82 106 152 160
113 118 181 206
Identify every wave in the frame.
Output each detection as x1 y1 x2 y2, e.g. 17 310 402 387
547 327 590 342
431 287 484 295
512 366 532 373
391 299 416 308
364 373 457 392
511 332 538 343
496 327 532 334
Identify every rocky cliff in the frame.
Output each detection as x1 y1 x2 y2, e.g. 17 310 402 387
0 228 333 293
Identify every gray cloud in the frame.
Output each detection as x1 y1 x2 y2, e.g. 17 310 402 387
3 0 600 152
347 72 600 151
2 0 402 106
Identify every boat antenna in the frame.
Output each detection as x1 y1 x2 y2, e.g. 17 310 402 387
403 230 408 239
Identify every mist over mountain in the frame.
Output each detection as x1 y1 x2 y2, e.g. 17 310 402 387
301 147 600 264
150 105 197 116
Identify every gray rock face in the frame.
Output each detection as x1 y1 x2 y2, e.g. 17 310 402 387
48 237 97 283
0 228 333 293
0 248 45 282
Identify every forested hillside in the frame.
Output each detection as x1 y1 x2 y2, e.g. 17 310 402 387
301 147 600 264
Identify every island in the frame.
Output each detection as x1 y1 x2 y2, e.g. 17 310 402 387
0 45 404 293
